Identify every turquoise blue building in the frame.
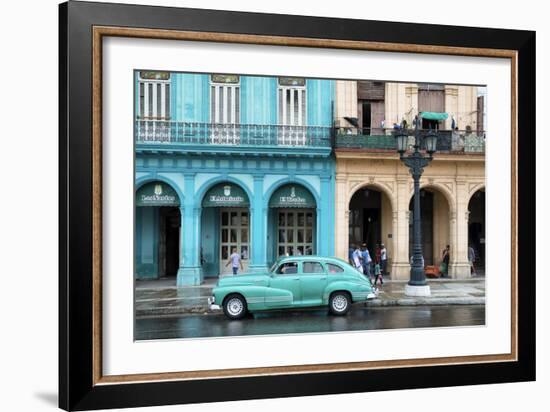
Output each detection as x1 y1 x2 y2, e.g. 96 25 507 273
135 71 335 286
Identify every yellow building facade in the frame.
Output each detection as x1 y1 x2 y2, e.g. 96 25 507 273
334 81 486 279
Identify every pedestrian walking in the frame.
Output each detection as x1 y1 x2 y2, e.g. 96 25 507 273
225 247 243 275
375 243 381 265
440 245 450 277
380 243 388 276
468 245 477 276
361 243 372 281
373 261 383 286
348 243 355 266
352 245 364 274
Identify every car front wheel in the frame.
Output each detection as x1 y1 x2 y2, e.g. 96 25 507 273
329 292 351 316
223 294 248 320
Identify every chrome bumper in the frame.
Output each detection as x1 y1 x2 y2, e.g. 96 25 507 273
367 288 380 300
208 296 221 310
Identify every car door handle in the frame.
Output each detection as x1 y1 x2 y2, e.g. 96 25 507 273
292 278 300 281
319 277 327 280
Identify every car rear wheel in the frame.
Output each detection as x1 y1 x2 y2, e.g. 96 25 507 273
223 294 247 320
329 292 351 316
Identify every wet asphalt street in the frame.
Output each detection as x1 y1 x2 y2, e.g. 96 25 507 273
135 304 485 340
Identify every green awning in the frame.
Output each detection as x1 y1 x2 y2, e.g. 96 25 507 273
420 111 448 121
202 183 249 207
269 184 316 208
136 182 180 206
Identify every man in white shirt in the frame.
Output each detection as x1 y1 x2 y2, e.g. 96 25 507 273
380 243 388 276
352 245 363 274
225 247 243 275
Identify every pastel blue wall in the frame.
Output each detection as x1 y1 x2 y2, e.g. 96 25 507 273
307 79 334 126
267 209 276 264
171 73 210 122
201 208 220 277
241 77 277 124
136 207 159 279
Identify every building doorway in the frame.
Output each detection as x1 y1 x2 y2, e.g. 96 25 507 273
219 209 249 275
157 207 181 277
349 189 381 255
268 184 317 259
348 187 393 267
468 189 485 275
135 181 181 280
136 206 181 279
200 182 250 277
276 209 315 257
408 188 450 268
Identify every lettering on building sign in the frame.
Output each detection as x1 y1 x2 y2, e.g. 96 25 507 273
209 195 244 203
278 186 306 205
209 185 244 204
140 184 176 204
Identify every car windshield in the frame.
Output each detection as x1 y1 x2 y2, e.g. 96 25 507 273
269 259 283 273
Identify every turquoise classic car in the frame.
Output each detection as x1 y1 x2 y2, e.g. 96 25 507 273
208 256 377 319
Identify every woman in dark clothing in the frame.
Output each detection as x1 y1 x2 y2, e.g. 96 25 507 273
441 245 450 277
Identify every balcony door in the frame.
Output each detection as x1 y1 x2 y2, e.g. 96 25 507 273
210 74 240 144
418 83 445 130
137 71 171 142
278 77 306 145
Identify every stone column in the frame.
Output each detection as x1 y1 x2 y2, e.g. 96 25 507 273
392 177 411 279
451 181 471 278
318 175 331 256
249 174 268 273
389 210 398 277
177 174 203 286
334 175 349 260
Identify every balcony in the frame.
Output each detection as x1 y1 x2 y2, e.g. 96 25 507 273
335 128 485 154
135 120 332 157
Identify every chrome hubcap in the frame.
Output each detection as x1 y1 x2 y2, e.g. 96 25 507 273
332 295 348 311
227 298 244 316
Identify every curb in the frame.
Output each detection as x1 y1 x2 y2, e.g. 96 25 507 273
136 297 485 317
365 297 485 307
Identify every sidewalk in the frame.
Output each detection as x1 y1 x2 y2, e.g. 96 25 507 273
135 277 485 318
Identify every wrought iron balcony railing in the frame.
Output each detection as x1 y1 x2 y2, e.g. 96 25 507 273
335 127 485 153
135 120 332 148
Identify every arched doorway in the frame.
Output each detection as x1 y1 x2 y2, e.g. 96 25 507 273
268 184 317 259
200 182 250 277
348 186 393 272
468 189 485 276
408 187 451 270
135 181 181 279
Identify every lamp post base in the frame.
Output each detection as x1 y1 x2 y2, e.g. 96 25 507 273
404 284 431 297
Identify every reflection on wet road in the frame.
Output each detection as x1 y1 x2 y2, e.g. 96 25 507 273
135 305 485 340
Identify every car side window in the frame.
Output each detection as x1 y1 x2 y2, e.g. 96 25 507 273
302 261 324 274
277 262 298 275
327 263 344 274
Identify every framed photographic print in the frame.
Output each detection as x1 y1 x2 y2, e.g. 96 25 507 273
59 1 536 410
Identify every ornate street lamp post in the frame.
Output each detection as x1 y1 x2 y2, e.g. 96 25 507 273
394 116 438 297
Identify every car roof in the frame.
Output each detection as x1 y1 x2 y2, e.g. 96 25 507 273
276 256 348 265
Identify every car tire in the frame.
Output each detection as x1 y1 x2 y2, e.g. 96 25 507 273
329 291 351 316
222 294 248 320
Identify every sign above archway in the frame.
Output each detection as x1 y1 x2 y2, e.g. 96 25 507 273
269 184 316 208
136 182 180 206
202 183 249 207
